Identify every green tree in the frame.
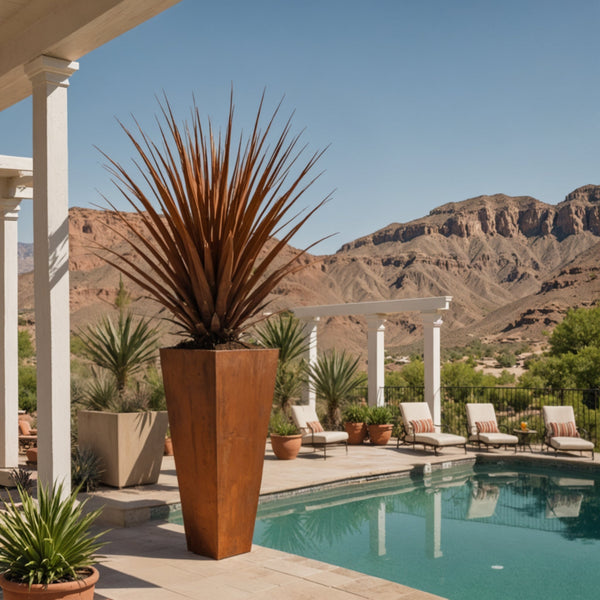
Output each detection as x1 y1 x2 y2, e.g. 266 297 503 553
308 350 365 428
400 359 424 388
549 305 600 356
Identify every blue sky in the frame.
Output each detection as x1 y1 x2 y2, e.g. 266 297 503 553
1 0 599 254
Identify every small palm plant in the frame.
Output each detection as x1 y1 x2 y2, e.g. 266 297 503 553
0 482 105 587
79 312 160 394
256 314 309 414
308 350 366 428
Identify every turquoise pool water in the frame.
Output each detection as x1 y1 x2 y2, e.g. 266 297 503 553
253 464 600 600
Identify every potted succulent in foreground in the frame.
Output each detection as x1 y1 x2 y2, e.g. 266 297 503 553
269 412 302 460
98 94 328 559
0 483 105 600
342 403 369 444
367 406 394 445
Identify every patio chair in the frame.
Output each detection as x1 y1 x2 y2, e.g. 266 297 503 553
18 418 37 453
398 402 467 455
290 405 348 460
542 405 594 459
465 403 518 452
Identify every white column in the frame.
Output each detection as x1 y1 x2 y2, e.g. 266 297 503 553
26 55 78 493
366 315 386 407
425 490 443 559
301 317 319 409
423 312 443 431
0 199 21 469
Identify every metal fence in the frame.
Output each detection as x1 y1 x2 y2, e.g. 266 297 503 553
382 386 600 447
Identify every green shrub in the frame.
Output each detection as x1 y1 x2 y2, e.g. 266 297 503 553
18 364 36 413
0 482 105 586
18 330 34 360
342 403 369 423
367 406 393 425
269 411 299 436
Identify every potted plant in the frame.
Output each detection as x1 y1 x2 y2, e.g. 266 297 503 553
367 406 394 445
0 482 105 600
269 412 302 460
342 403 369 444
98 94 327 559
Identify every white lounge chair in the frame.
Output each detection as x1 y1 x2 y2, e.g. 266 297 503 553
290 405 348 459
398 402 467 455
542 406 594 460
465 403 518 451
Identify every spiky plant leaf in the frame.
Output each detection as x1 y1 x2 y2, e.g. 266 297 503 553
98 93 330 348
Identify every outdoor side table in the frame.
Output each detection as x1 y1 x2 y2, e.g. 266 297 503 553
513 429 536 452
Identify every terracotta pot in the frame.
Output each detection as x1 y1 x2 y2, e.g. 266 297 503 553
0 567 98 600
26 448 38 464
368 424 393 446
344 422 367 445
160 347 278 560
164 437 174 456
270 434 302 460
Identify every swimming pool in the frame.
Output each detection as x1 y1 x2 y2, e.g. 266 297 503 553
253 463 600 600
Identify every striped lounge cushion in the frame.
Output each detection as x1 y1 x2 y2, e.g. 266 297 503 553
306 420 324 433
410 418 435 433
475 420 499 434
549 421 579 438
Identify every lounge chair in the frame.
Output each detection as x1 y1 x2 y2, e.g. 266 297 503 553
18 419 37 453
398 402 467 455
542 406 594 459
290 405 348 460
465 403 518 452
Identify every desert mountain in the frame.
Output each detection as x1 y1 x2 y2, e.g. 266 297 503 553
17 185 600 356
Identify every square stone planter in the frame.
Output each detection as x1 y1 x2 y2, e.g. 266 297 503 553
78 410 168 488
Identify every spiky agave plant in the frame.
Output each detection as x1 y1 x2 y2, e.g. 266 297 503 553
99 93 330 348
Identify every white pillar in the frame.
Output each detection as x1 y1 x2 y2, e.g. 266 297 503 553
422 312 443 431
366 315 385 407
26 55 78 493
301 317 319 409
0 199 21 469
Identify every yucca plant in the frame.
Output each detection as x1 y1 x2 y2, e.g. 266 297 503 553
79 312 160 393
308 350 366 428
0 482 105 586
72 447 104 493
98 93 329 348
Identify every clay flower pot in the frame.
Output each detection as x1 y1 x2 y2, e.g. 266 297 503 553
26 447 38 464
270 434 302 460
368 424 393 446
164 437 174 456
0 567 99 600
344 422 367 445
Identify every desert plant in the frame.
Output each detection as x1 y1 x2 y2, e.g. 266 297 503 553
367 406 393 425
308 350 365 428
255 313 308 364
98 94 328 348
17 363 36 413
342 403 369 423
8 467 33 495
0 482 105 586
79 311 160 393
269 411 299 436
72 447 104 492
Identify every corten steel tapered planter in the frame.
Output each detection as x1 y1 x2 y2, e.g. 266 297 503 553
160 347 278 559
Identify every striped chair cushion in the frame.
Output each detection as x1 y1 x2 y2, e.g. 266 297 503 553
307 420 324 433
549 421 579 438
476 420 499 434
410 418 435 433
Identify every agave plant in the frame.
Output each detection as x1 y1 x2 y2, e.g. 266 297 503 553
72 447 104 493
256 314 309 413
308 350 366 428
98 93 329 348
0 482 105 586
79 311 160 393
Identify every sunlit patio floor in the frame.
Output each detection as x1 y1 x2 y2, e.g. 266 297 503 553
76 441 599 599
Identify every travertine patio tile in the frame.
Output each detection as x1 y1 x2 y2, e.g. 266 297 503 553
260 556 325 578
306 568 360 588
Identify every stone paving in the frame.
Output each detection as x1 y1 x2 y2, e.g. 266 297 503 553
87 441 599 599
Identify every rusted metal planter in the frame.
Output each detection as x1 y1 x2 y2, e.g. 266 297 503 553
160 347 278 560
